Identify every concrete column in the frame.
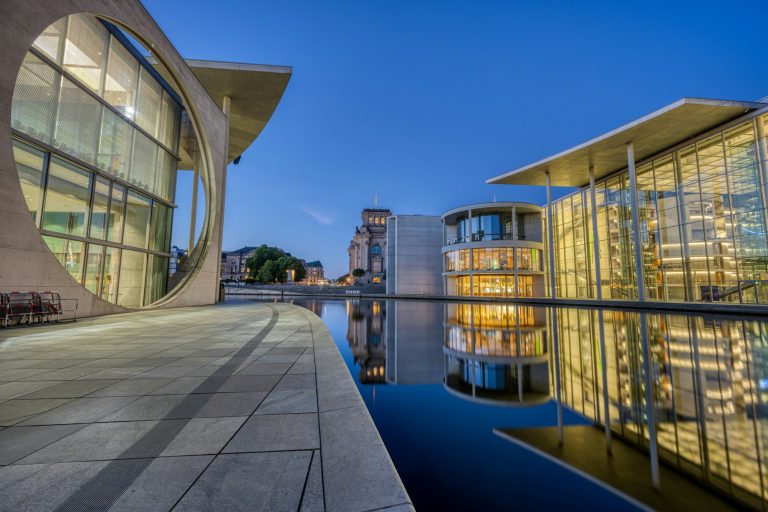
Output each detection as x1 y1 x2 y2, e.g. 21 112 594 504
468 209 474 297
546 171 564 445
216 95 231 302
627 143 646 301
590 167 612 453
188 149 200 252
512 205 518 298
674 152 695 301
754 117 768 242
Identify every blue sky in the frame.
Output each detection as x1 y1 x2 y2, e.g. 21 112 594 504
144 0 766 278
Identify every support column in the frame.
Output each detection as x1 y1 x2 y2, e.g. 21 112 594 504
627 143 646 301
674 152 695 301
468 209 474 297
188 150 200 252
512 205 518 298
754 117 768 256
216 96 231 302
640 312 660 490
590 167 612 453
546 171 564 445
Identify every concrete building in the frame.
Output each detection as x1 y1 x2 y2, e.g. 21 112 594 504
385 215 442 295
304 260 324 283
488 97 768 305
1 2 290 317
348 207 391 284
220 246 258 281
442 202 545 297
169 245 187 276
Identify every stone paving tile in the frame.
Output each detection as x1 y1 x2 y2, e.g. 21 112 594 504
0 398 72 426
258 353 302 364
224 413 319 453
238 362 293 375
19 379 120 399
21 366 104 381
161 417 247 456
256 388 318 415
300 450 324 512
0 460 110 511
100 392 266 421
174 451 311 512
0 424 86 465
17 396 140 426
87 378 173 397
0 380 63 401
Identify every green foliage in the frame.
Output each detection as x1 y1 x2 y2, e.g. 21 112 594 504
277 256 306 283
351 268 365 277
245 245 308 284
336 274 349 284
245 245 287 280
256 259 279 283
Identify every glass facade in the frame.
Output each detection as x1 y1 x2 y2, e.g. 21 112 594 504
10 14 181 308
553 308 768 508
455 275 534 297
549 115 768 304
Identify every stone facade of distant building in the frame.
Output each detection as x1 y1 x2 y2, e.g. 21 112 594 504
169 246 188 277
348 208 391 284
220 246 258 281
304 260 324 283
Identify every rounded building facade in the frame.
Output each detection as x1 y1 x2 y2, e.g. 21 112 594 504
442 202 545 297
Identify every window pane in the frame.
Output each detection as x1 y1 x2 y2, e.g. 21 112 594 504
159 91 180 151
42 158 91 236
117 249 146 307
96 108 132 178
12 52 58 145
151 202 172 253
155 149 176 201
54 76 101 165
90 176 110 239
84 243 104 294
144 255 168 305
101 247 120 303
43 235 84 283
135 68 161 137
103 36 138 117
63 14 108 92
33 17 67 64
130 131 157 193
12 140 45 222
123 190 151 248
108 184 125 243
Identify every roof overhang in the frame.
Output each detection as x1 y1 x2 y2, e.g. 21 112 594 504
487 98 766 188
152 58 292 170
442 201 542 223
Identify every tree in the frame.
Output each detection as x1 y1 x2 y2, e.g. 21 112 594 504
276 256 306 283
351 268 365 278
256 260 279 283
245 245 286 279
336 274 349 284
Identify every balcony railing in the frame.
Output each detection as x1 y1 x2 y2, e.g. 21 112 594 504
446 232 526 245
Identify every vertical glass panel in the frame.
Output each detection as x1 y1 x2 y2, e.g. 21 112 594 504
130 131 157 193
54 76 101 164
117 249 146 307
96 108 132 178
150 202 172 253
103 36 138 117
135 68 162 137
155 149 177 201
101 247 120 303
90 176 110 239
43 235 84 283
107 183 125 243
84 243 104 294
63 14 108 92
123 190 151 248
144 255 169 305
12 140 46 222
159 91 181 151
33 17 67 64
12 52 58 145
42 158 91 236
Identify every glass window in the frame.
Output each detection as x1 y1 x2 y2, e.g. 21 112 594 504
150 202 172 253
90 176 110 239
144 255 169 305
43 235 83 283
84 243 104 294
135 68 162 137
96 108 132 178
117 249 146 307
130 131 157 193
108 184 125 243
159 91 180 151
123 190 151 248
63 14 108 92
155 149 176 201
12 140 46 222
54 76 102 164
42 158 91 236
103 36 138 117
12 53 59 145
101 247 120 303
33 17 67 64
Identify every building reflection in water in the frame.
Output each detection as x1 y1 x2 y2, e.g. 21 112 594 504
339 298 768 509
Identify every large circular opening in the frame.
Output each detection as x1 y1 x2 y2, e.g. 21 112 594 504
10 13 209 308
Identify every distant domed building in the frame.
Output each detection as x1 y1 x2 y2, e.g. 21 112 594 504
348 207 391 284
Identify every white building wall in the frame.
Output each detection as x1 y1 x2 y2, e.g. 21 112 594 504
386 215 443 295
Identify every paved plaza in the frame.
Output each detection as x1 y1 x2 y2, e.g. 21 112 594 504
0 302 411 512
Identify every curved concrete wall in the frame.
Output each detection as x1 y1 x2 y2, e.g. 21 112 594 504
0 0 228 317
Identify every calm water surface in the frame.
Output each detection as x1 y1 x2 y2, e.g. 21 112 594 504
290 298 638 511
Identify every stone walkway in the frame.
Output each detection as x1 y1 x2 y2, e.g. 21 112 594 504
0 302 412 512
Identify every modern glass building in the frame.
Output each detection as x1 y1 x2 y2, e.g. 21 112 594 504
0 2 291 316
442 202 545 297
488 98 768 306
